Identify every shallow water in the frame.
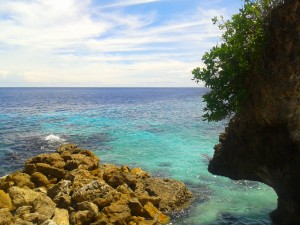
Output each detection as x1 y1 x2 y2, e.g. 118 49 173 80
0 87 277 224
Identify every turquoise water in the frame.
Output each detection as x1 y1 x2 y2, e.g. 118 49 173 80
0 88 277 224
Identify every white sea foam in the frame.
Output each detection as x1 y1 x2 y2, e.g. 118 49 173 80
45 134 64 142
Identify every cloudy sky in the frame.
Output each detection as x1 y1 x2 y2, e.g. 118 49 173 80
0 0 243 87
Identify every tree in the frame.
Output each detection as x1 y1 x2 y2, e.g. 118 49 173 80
192 0 285 121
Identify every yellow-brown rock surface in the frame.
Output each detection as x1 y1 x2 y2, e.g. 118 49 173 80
0 144 193 225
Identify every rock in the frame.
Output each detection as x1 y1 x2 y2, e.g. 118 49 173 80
20 212 49 224
70 210 94 225
8 186 55 220
14 218 35 225
2 144 193 225
0 208 13 225
207 1 300 224
27 153 65 169
144 178 193 213
77 201 99 218
68 169 97 191
127 198 145 216
47 180 72 207
131 168 150 179
32 193 56 219
102 167 126 188
52 208 70 225
0 190 12 210
30 172 50 187
143 201 170 224
102 202 131 223
1 172 34 190
35 163 65 179
72 180 113 203
41 219 58 225
91 212 110 225
15 205 33 218
65 152 99 171
8 186 40 208
56 144 81 154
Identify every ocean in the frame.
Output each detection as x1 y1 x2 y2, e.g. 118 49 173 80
0 87 276 224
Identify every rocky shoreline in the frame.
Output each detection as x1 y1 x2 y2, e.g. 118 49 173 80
0 144 193 225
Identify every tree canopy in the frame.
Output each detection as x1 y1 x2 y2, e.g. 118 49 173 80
192 0 286 121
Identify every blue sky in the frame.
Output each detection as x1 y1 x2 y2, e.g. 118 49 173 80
0 0 243 87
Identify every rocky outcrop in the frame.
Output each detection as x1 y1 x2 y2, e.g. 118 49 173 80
0 144 193 225
208 1 300 225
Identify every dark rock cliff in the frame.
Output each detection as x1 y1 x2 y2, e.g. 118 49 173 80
208 1 300 224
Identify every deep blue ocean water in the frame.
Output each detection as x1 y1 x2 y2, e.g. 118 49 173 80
0 88 276 224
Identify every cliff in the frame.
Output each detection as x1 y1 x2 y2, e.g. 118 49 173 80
0 144 192 225
208 1 300 224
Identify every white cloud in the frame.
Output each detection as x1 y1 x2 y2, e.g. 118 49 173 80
99 0 162 9
0 0 234 87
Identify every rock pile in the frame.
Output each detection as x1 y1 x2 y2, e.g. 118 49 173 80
0 144 193 225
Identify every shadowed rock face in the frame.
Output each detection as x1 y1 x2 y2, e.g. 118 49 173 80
0 144 193 225
208 1 300 224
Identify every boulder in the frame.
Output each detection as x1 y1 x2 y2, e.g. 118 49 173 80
1 172 34 190
77 201 99 218
0 190 12 210
47 180 72 208
70 210 94 225
52 208 70 225
72 180 113 203
143 201 170 224
144 178 193 213
102 202 131 223
0 208 13 225
8 186 41 208
30 172 50 187
32 193 56 219
35 163 65 179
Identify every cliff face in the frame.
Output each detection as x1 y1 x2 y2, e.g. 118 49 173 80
208 1 300 224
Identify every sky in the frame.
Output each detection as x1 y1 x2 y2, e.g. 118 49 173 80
0 0 243 87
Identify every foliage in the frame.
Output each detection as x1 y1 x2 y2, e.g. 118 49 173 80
192 0 285 122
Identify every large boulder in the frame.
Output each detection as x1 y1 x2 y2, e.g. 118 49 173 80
208 1 300 224
0 190 13 210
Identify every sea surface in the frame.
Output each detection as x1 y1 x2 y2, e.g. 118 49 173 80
0 87 277 225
